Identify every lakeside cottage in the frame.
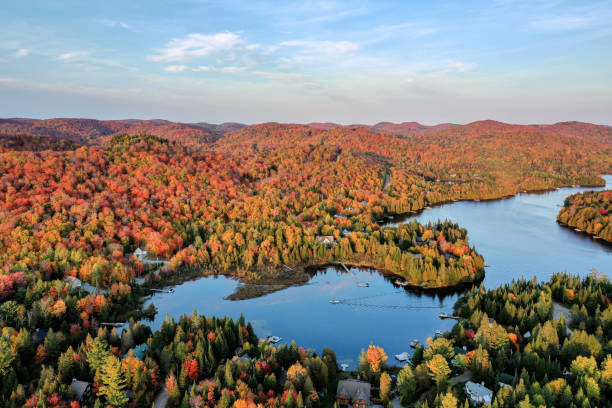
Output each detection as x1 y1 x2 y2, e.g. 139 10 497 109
336 379 371 408
465 381 493 406
316 235 336 246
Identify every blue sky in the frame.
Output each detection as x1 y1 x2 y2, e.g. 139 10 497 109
1 0 611 124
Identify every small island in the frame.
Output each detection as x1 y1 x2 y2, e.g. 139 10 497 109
557 190 612 243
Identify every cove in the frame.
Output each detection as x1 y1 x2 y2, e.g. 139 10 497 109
141 176 612 368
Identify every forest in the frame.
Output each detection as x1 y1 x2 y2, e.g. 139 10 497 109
1 118 612 406
557 190 612 243
360 271 612 408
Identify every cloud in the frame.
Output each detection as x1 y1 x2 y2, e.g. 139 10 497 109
150 32 244 62
445 60 476 73
14 48 29 57
253 71 312 80
57 51 90 62
192 65 247 73
280 40 358 56
530 16 592 32
164 65 189 72
99 19 135 31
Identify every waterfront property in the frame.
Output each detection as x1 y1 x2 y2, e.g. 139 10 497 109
465 381 493 406
336 379 372 408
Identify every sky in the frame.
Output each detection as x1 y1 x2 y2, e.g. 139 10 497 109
1 0 611 125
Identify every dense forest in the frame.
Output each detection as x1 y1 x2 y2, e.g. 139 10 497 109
1 118 612 406
389 271 612 407
557 190 612 243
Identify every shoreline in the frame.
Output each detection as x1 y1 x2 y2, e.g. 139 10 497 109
139 175 608 301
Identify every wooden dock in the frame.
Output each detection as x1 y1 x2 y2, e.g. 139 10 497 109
338 263 369 287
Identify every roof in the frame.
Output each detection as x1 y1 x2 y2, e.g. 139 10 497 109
454 346 467 355
316 235 335 245
32 328 49 343
336 379 371 402
499 373 514 385
70 378 92 402
465 381 492 404
124 343 150 360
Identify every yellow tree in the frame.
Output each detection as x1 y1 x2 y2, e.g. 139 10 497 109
425 354 451 386
98 356 129 407
380 372 391 403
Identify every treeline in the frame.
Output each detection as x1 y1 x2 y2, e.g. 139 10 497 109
558 190 612 243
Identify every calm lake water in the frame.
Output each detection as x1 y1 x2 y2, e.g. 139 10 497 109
143 176 612 368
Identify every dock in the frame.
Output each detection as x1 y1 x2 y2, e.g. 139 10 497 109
338 263 369 287
439 313 460 320
151 288 175 294
100 322 126 328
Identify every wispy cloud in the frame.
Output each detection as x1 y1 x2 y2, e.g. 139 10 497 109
445 60 476 73
14 48 29 57
164 65 189 72
253 71 312 80
192 65 247 73
150 32 245 62
280 40 358 56
530 16 593 32
99 19 135 32
58 51 91 62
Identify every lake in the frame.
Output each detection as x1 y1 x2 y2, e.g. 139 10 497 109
142 176 612 368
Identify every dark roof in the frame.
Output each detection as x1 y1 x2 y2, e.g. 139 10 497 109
70 379 92 402
336 379 371 402
499 373 514 385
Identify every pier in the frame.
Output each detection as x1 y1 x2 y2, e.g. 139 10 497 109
338 262 369 287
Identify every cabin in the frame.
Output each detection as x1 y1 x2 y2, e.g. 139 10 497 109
316 236 336 246
65 276 82 289
133 248 148 261
336 379 371 408
70 378 92 404
465 381 492 406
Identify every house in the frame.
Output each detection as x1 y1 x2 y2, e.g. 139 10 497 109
133 248 148 261
465 381 493 406
498 373 514 387
65 276 83 289
71 379 92 403
316 236 336 246
32 328 49 344
336 379 371 408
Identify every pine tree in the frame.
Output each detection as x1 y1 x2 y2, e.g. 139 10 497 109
98 356 129 407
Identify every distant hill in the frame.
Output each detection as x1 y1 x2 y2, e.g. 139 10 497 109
2 118 612 152
192 122 247 134
0 118 221 146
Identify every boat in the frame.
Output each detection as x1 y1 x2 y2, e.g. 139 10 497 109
266 336 282 344
395 352 410 362
574 228 582 232
329 300 340 304
395 279 409 287
425 206 432 210
434 330 442 337
410 339 419 348
340 364 349 371
358 283 370 287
